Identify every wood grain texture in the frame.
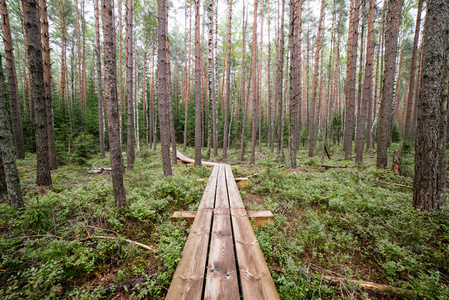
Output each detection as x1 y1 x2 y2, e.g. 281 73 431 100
204 207 239 299
166 166 218 299
224 165 245 208
230 207 279 300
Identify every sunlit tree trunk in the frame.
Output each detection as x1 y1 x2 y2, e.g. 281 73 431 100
249 0 259 165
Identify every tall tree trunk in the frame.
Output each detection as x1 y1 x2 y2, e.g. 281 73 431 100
258 1 264 153
95 0 105 158
0 55 23 208
404 0 424 141
22 0 51 186
166 0 177 165
81 0 86 110
288 0 299 168
355 0 375 163
276 0 285 159
118 0 123 146
207 0 216 158
194 0 202 166
102 0 127 208
158 0 173 175
223 0 232 158
126 0 135 168
40 0 57 170
58 0 67 108
183 3 192 151
249 0 259 165
343 0 360 160
308 0 326 157
376 0 402 168
295 0 302 151
414 0 449 212
75 0 82 109
0 0 25 159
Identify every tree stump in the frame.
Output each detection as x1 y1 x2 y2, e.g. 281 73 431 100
392 149 400 175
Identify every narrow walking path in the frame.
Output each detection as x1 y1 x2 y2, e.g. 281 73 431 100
166 154 279 299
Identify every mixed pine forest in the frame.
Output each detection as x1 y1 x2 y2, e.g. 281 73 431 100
0 0 449 298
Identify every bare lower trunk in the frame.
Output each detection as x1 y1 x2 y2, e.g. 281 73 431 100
95 0 105 158
194 0 202 166
249 0 259 165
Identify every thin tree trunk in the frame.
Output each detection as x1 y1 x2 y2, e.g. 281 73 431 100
403 0 424 141
194 0 202 166
223 0 232 158
166 0 177 165
126 0 135 168
0 0 25 159
40 0 57 170
376 0 402 168
207 0 216 158
355 0 375 163
343 0 360 160
158 0 173 175
288 0 299 168
58 0 67 108
308 0 326 157
118 0 123 146
101 0 127 208
276 0 285 159
0 55 23 208
95 0 105 158
249 0 259 165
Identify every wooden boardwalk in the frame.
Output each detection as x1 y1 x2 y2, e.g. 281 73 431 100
166 163 279 300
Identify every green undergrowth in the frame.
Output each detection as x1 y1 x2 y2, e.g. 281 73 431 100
1 145 448 299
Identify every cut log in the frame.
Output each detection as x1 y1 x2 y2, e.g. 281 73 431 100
392 149 400 175
322 165 348 169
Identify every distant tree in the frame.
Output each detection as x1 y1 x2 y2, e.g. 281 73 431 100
377 0 402 168
194 0 202 166
355 0 375 163
95 0 105 158
0 55 23 208
102 0 127 208
126 0 135 168
249 0 259 165
343 0 360 160
0 0 25 159
223 0 232 158
22 0 52 186
413 0 449 212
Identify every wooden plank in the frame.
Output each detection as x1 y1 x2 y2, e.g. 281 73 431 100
230 207 279 300
170 210 274 228
224 165 245 208
204 207 240 300
166 167 219 300
247 211 274 227
226 165 279 299
235 177 249 188
170 211 196 227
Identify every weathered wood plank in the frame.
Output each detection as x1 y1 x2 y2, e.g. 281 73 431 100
170 211 196 226
224 165 245 208
204 207 240 300
230 207 279 300
247 211 274 227
165 166 219 300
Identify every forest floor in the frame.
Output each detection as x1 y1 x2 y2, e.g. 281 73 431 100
1 143 449 299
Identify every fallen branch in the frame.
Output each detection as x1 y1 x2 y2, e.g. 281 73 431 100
81 235 154 252
88 167 112 174
325 276 414 296
19 168 37 174
322 165 348 169
377 180 412 189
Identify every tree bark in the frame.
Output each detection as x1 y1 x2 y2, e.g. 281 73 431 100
288 0 299 168
194 0 202 166
343 0 360 160
308 0 326 157
376 0 402 168
95 0 105 158
404 0 424 141
158 0 173 175
0 0 25 159
414 0 449 212
276 0 285 159
40 0 57 170
207 0 216 158
22 0 51 186
58 0 67 108
250 0 259 165
223 0 232 158
118 0 123 146
126 0 135 168
102 0 127 208
0 55 23 208
355 0 375 163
